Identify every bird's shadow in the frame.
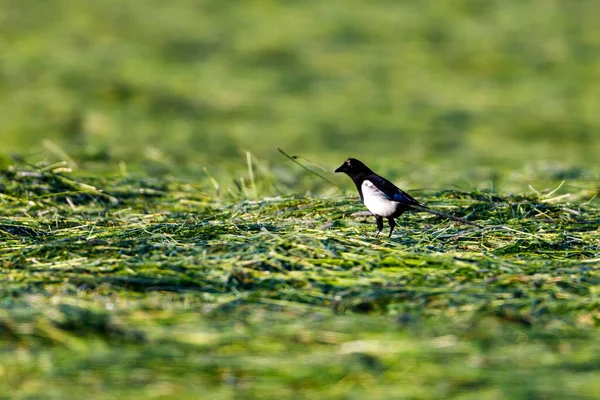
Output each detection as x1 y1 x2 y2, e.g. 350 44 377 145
387 235 420 246
361 232 420 246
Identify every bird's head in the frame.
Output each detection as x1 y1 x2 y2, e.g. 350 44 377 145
334 158 372 177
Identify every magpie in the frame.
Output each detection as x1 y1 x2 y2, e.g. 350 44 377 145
334 158 481 238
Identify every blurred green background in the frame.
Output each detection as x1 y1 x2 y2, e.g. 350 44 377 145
2 0 599 185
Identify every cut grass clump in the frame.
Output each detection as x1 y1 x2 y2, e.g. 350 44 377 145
0 165 599 398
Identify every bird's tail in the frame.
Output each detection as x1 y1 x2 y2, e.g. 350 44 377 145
409 204 483 228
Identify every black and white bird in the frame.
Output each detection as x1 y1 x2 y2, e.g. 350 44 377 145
335 158 481 238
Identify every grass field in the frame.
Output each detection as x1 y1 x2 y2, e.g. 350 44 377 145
1 0 600 399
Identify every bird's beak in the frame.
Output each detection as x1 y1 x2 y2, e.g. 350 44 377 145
334 164 345 173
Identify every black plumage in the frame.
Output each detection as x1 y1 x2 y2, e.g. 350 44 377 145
334 158 481 237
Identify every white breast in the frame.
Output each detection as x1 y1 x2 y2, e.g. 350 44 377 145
361 180 398 217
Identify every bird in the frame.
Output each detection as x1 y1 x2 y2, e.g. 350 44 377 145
334 158 481 238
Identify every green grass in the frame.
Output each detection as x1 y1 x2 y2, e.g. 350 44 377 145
2 0 600 398
2 0 600 173
1 163 599 399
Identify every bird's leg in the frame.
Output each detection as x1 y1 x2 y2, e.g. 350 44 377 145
374 215 384 237
387 217 396 238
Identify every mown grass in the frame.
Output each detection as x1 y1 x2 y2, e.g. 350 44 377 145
2 0 600 398
1 162 598 399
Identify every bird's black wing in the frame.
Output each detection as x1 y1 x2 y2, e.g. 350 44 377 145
365 173 482 227
367 174 422 206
